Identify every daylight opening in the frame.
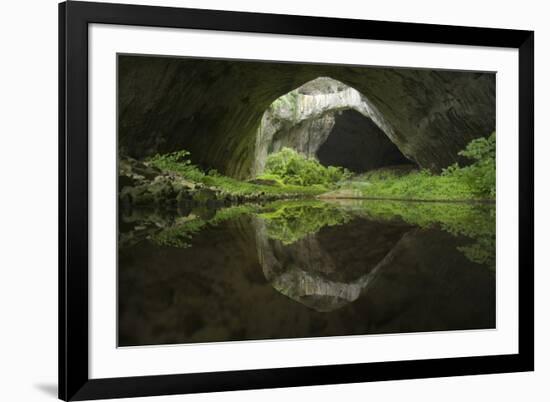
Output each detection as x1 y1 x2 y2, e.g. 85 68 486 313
253 77 414 177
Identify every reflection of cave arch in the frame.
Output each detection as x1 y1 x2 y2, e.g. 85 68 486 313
253 215 412 312
253 77 412 175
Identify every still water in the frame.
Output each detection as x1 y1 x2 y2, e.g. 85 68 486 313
118 199 495 347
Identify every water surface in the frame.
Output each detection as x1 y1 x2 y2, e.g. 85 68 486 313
118 199 496 346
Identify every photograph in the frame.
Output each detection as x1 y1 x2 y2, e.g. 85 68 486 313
117 55 497 347
0 0 542 400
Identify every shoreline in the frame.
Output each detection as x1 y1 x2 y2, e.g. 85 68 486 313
317 195 495 204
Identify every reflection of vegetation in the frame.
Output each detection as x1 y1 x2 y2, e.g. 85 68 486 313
132 135 496 267
126 198 495 270
148 149 326 197
151 214 206 248
259 147 352 187
347 200 496 269
349 133 496 201
258 200 352 244
149 200 352 248
150 204 260 248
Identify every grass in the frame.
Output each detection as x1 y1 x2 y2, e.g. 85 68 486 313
147 133 495 202
336 133 496 202
148 150 327 198
346 168 483 201
201 174 327 197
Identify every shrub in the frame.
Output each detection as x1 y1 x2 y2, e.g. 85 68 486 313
442 132 496 197
148 149 327 197
261 148 351 187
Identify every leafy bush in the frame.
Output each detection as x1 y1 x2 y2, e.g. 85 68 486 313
261 148 351 187
442 132 496 197
148 149 326 197
149 150 205 181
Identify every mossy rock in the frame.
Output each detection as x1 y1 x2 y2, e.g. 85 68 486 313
192 188 218 203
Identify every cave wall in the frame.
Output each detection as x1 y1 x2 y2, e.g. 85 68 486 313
118 55 495 178
267 113 336 160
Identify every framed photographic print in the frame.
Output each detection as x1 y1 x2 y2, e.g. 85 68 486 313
59 1 534 400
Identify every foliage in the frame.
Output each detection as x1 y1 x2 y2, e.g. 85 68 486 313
349 133 496 201
351 168 478 200
150 214 207 248
442 132 496 198
149 150 205 181
150 200 352 248
202 174 326 197
347 200 495 269
271 91 300 120
148 149 327 197
144 196 495 269
150 204 260 248
261 147 352 187
258 200 352 244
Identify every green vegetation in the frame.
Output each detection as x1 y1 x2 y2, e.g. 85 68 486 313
148 150 206 181
271 91 299 120
148 197 495 269
259 147 352 187
151 204 260 248
148 149 326 198
442 132 496 198
344 200 495 269
147 133 495 203
151 200 352 248
346 133 496 201
349 168 477 200
258 200 352 244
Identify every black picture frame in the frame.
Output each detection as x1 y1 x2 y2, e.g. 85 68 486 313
59 1 534 400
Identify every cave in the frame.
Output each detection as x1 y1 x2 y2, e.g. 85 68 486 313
253 77 416 175
316 109 411 172
118 55 496 178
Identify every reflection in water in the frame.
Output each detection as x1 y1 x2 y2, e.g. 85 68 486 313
255 216 410 312
118 199 496 346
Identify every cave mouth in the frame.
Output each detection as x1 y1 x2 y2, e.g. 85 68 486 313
255 76 415 177
316 109 412 173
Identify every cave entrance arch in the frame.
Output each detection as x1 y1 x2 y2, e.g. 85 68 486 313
253 77 413 176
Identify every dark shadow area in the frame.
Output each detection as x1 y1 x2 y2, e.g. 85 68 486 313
316 110 411 172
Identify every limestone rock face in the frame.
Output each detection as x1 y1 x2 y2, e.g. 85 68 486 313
253 77 404 174
119 56 495 178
